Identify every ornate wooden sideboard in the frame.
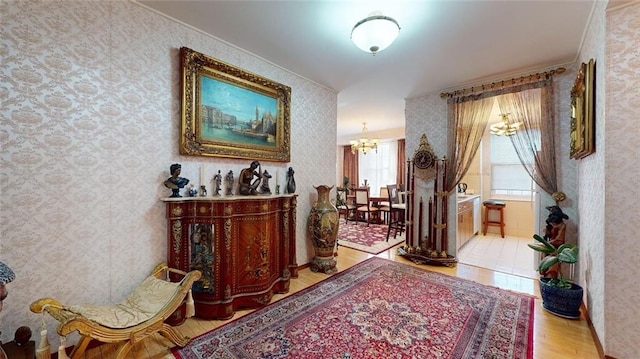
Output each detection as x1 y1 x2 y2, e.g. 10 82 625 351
161 194 298 320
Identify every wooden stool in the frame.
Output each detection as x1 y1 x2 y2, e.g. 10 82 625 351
483 200 506 238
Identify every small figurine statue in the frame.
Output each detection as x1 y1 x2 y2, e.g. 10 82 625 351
212 170 222 196
260 170 272 195
164 163 189 198
286 166 296 194
539 205 569 279
239 161 262 195
543 205 569 247
199 185 207 197
224 170 234 196
188 184 198 197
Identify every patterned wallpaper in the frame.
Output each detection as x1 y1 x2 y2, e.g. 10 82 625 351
404 93 449 250
0 0 337 345
577 0 608 349
603 3 640 358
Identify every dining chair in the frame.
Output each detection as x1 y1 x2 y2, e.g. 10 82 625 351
378 186 391 224
386 184 406 241
353 188 379 226
398 184 406 204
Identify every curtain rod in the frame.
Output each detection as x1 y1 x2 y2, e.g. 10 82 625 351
439 67 566 99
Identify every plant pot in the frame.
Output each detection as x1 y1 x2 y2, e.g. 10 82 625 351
538 277 583 319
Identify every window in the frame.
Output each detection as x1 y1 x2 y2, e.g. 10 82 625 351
358 141 398 196
490 135 533 198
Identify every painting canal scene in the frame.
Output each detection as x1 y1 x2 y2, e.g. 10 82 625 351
200 76 278 147
180 47 291 161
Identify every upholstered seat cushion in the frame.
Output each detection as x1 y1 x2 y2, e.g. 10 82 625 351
337 203 356 210
68 276 180 329
483 200 506 207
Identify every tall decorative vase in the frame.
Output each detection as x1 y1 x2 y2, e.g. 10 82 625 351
308 185 339 274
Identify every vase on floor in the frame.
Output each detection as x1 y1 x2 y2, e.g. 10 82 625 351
308 185 339 274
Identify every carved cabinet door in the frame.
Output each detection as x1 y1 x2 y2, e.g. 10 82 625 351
233 206 280 294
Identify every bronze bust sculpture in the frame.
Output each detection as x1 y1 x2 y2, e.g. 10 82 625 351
164 163 189 197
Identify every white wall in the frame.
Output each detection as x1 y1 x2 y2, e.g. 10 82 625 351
0 0 337 346
336 126 405 146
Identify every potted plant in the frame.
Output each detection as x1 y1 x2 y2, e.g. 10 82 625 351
528 206 583 319
336 177 351 208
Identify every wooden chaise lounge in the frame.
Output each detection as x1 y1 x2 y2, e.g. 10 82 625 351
30 263 202 359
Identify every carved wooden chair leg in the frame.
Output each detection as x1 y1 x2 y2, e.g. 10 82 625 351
158 324 191 347
113 341 134 359
69 336 91 358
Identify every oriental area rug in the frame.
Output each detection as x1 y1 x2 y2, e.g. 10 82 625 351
337 222 405 254
172 258 534 359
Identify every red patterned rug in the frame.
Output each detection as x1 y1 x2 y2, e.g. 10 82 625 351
173 258 534 359
337 222 405 254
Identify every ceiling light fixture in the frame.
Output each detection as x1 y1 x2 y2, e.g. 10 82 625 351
350 122 379 155
490 113 522 136
350 11 400 55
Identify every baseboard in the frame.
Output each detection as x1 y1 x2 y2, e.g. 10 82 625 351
581 302 618 359
296 262 311 273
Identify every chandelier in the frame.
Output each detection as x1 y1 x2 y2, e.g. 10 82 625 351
350 122 379 155
490 113 522 136
351 11 400 55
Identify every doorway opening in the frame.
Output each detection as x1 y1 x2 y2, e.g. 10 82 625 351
455 100 538 279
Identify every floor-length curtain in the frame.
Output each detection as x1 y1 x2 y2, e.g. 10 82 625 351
498 79 558 194
396 139 406 187
342 145 358 189
496 81 560 197
444 96 494 193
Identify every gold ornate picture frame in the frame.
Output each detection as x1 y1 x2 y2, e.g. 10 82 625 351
570 59 595 159
180 47 291 162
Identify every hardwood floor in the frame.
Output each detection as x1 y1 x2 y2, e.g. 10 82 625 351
81 244 600 359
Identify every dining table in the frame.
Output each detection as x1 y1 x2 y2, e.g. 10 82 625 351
345 195 389 224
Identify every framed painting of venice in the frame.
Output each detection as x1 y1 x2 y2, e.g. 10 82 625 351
180 47 291 162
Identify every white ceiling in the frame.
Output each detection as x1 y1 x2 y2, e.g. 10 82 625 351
138 0 595 143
